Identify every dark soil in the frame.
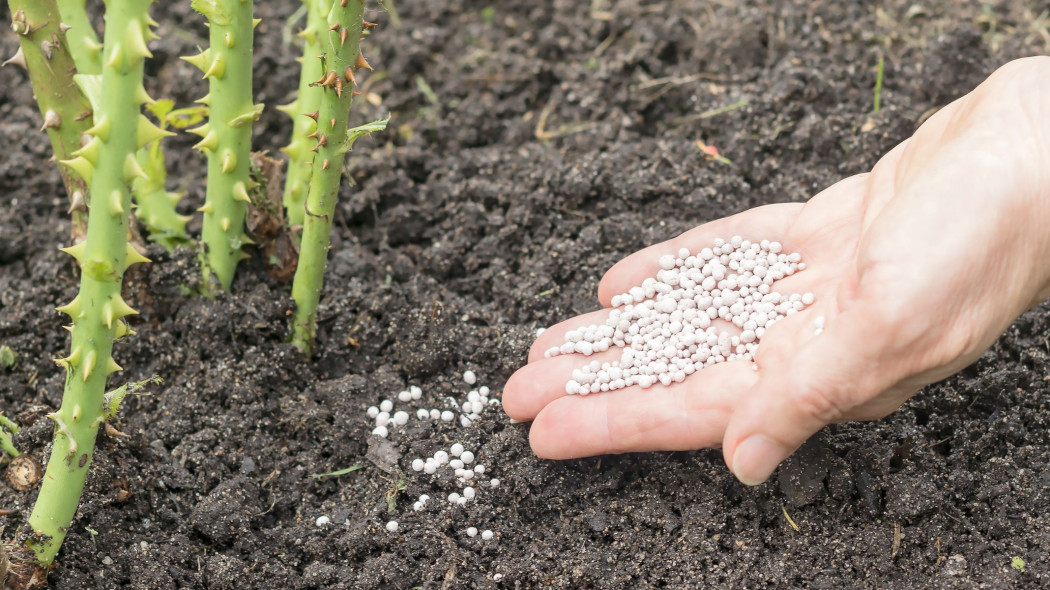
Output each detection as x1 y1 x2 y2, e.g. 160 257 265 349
2 0 1050 588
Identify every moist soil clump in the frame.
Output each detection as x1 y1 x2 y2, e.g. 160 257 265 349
2 1 1050 588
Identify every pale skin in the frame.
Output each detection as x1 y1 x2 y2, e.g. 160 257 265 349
503 57 1050 485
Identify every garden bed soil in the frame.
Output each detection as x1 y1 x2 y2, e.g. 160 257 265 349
2 0 1050 588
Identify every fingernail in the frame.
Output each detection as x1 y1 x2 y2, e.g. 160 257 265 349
730 434 788 486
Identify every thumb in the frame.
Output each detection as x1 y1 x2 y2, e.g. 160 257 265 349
721 301 898 486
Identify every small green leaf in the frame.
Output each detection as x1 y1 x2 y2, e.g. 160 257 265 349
1012 557 1026 572
146 99 176 124
101 376 161 421
165 105 210 130
0 346 18 370
339 116 390 153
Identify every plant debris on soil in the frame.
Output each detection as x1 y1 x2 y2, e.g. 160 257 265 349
2 1 1050 588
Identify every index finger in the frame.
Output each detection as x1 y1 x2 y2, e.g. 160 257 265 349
596 202 805 306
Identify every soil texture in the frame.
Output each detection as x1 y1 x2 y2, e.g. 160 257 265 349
3 0 1050 588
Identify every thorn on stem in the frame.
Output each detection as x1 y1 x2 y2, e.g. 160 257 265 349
40 36 58 60
40 110 61 132
68 191 87 214
1 47 27 69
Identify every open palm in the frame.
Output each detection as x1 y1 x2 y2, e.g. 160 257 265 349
503 176 868 454
503 57 1050 485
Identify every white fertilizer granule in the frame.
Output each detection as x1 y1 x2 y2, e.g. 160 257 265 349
545 237 813 394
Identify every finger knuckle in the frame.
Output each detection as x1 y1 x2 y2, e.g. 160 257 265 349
789 382 850 424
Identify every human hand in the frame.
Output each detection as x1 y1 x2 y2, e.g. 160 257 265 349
502 57 1050 485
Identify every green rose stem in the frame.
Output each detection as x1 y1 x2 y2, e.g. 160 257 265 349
185 0 263 292
290 0 373 356
277 0 331 229
4 0 93 241
56 0 189 250
55 0 102 74
133 114 192 250
27 0 156 566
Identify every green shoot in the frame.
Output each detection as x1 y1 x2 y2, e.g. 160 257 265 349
56 0 103 74
279 0 332 229
6 1 94 240
185 0 263 292
0 413 20 458
290 0 387 356
310 463 364 480
28 0 156 565
874 54 884 113
58 0 186 249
